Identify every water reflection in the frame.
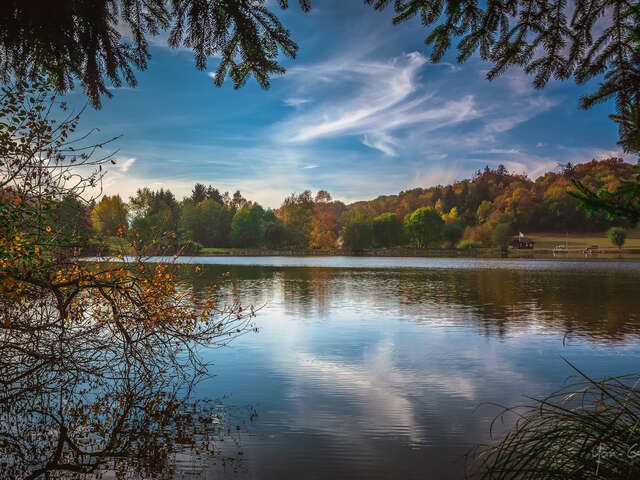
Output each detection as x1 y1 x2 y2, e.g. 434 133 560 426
184 261 640 343
0 343 245 480
170 259 640 479
36 258 640 478
0 276 252 480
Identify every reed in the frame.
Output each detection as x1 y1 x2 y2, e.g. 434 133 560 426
470 360 640 479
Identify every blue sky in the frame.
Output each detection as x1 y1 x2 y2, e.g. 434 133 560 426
70 1 628 208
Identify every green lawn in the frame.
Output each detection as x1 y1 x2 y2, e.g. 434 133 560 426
199 247 234 254
107 232 640 258
527 230 640 250
200 233 640 257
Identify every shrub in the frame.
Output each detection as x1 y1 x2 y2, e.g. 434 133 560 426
607 227 627 249
492 222 514 253
461 224 493 247
457 239 482 249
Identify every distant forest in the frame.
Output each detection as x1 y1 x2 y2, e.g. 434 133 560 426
70 158 637 253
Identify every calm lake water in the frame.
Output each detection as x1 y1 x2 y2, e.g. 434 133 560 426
165 257 640 479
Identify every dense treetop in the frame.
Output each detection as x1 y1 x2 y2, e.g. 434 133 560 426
351 158 637 231
82 158 638 253
0 0 311 108
4 1 638 223
2 0 638 144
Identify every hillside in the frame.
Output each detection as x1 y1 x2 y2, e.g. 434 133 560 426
344 158 638 235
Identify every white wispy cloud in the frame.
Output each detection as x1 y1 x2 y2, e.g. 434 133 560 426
411 165 465 189
95 4 618 207
557 146 635 163
487 148 520 154
275 52 480 155
363 132 399 157
117 157 136 173
273 49 558 165
504 158 558 179
283 97 312 107
481 97 558 135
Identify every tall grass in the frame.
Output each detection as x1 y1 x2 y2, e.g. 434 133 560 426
470 360 640 479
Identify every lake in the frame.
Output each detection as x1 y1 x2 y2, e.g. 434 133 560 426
163 257 640 479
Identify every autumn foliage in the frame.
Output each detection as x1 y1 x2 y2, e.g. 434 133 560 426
86 159 639 255
0 78 254 478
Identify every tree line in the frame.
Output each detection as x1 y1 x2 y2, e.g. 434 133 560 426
4 0 639 251
74 158 638 254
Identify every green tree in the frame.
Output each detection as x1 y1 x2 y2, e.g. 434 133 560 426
372 212 404 247
191 183 208 204
262 209 288 249
442 222 464 247
90 195 128 236
476 200 493 224
404 207 444 248
129 188 154 219
608 227 628 249
230 204 265 248
49 195 93 249
206 185 225 205
542 186 579 230
178 198 198 242
129 188 179 224
227 190 250 215
264 222 288 249
179 198 232 247
279 191 314 248
342 212 373 252
492 222 514 254
198 199 232 247
129 188 180 246
0 1 311 108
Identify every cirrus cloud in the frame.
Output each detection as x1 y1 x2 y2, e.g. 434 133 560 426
274 52 480 155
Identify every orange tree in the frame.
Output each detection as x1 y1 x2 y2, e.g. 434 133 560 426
0 77 255 478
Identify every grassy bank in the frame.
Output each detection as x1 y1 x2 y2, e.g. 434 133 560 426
94 231 640 259
528 230 640 250
199 246 503 257
197 230 640 259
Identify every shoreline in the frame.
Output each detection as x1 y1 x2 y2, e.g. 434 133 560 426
194 247 640 260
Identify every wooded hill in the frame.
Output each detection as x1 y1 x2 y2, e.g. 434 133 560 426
85 158 638 252
350 158 637 233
